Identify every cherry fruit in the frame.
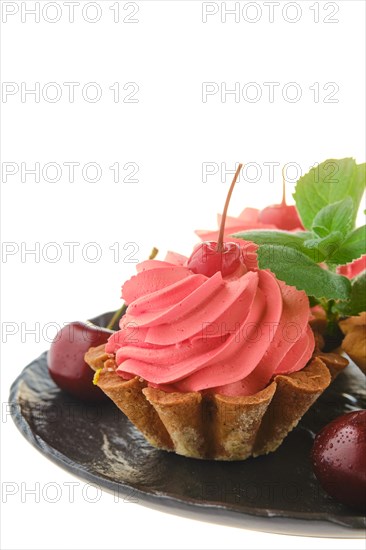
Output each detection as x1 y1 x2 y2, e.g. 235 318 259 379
311 410 366 511
258 169 303 230
48 321 112 402
187 164 246 277
188 241 243 277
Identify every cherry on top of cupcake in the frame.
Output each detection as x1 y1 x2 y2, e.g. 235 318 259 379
187 164 247 278
187 164 305 279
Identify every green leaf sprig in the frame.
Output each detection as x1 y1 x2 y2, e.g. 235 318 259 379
234 158 366 319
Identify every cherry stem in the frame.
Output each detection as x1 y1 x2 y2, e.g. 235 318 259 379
281 166 287 206
106 247 159 330
216 163 243 253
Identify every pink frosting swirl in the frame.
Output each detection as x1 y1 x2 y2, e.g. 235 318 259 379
106 256 314 396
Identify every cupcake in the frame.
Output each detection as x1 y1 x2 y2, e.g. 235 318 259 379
85 253 347 460
85 163 353 460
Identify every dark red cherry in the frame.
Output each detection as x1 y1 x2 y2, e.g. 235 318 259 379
258 170 303 230
188 241 243 277
311 410 366 511
48 321 112 402
187 164 246 277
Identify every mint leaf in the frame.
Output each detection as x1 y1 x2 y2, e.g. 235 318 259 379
336 270 366 315
257 245 351 301
329 225 366 265
312 197 354 237
233 230 307 248
304 232 344 263
294 159 366 230
232 230 324 262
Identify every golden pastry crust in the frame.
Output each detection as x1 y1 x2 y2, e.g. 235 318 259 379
85 343 347 460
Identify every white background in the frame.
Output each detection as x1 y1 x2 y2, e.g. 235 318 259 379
1 1 365 548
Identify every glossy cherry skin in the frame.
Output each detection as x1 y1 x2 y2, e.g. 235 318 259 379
258 204 303 231
48 321 112 402
311 410 366 511
187 241 244 277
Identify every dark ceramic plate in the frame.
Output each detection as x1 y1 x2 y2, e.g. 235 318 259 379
9 312 366 537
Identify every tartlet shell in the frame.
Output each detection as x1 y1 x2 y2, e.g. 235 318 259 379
85 345 347 460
